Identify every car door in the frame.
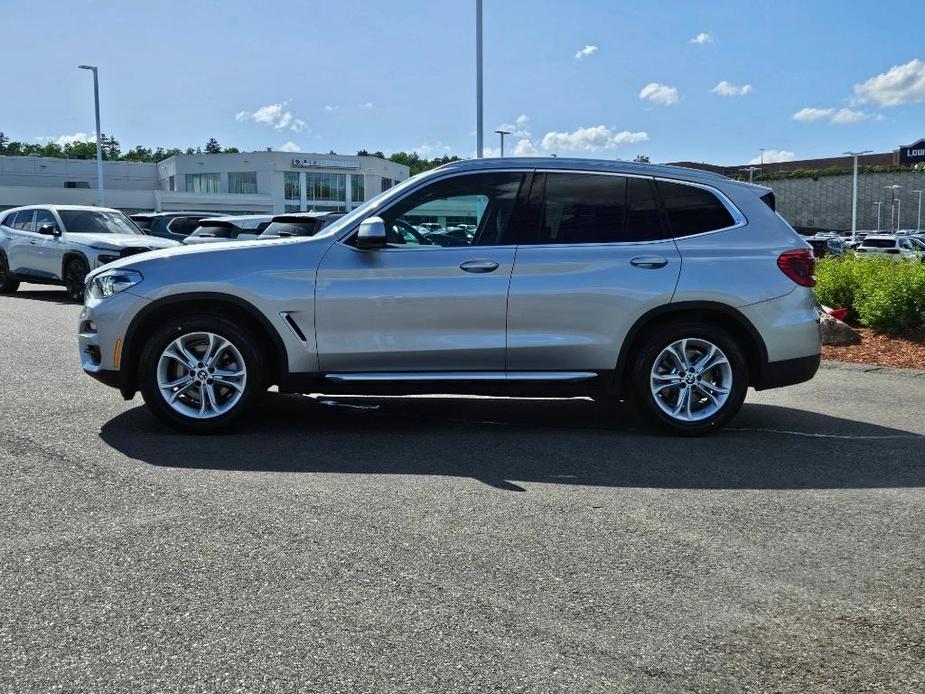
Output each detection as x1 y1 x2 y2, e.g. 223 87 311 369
6 209 36 275
31 209 65 278
314 171 528 373
506 172 682 371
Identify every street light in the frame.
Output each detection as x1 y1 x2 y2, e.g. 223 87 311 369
913 190 923 231
844 150 871 244
475 0 483 158
873 202 883 231
884 185 902 231
78 64 104 207
739 166 759 183
759 148 765 167
494 129 511 157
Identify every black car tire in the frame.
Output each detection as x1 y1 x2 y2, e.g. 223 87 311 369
64 257 89 303
632 321 748 436
0 255 19 294
139 313 265 434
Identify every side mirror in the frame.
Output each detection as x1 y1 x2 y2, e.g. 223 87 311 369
356 217 387 249
38 223 61 237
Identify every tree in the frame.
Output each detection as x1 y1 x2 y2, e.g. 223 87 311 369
633 154 651 163
204 138 222 154
222 146 240 154
99 133 121 160
0 132 8 154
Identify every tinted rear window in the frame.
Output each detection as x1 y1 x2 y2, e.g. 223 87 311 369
657 181 736 236
261 221 320 238
167 217 206 236
861 238 897 248
190 224 236 238
132 218 153 230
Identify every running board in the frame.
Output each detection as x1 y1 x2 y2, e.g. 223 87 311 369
323 371 598 383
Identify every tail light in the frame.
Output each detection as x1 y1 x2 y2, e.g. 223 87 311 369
777 249 816 287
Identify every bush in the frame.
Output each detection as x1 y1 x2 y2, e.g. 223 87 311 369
815 255 925 335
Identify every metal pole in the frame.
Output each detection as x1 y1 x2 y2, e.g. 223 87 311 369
475 0 483 158
843 150 870 245
914 190 923 231
897 198 901 231
873 202 882 231
495 129 510 157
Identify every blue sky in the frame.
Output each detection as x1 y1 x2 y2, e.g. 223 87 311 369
2 0 924 165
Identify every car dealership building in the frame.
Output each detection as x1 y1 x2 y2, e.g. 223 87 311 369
0 151 410 215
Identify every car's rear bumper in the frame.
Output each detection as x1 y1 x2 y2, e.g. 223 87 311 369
754 353 820 390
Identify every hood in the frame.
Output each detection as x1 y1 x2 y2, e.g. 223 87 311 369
68 232 181 250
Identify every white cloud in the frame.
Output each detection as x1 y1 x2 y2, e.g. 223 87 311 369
830 108 879 124
711 81 753 97
792 107 835 122
540 125 648 152
496 114 532 138
639 82 679 106
236 102 306 132
360 102 374 109
854 59 925 107
278 141 301 152
323 105 338 112
748 149 795 165
513 138 539 157
44 132 96 146
575 45 598 60
413 141 453 157
690 32 713 45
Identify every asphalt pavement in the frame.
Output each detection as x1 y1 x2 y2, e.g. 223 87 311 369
1 284 923 693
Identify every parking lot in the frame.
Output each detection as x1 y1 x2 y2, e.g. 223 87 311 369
2 283 924 693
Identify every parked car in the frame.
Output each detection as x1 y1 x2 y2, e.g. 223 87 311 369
855 234 923 261
806 235 846 258
257 212 345 240
0 205 180 302
130 212 217 241
182 215 274 245
78 158 820 435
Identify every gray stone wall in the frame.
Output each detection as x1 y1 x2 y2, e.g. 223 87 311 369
762 170 925 231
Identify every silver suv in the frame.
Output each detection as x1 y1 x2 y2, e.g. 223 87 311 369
78 159 820 435
0 205 180 302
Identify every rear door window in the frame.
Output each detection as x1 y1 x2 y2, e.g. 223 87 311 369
12 210 35 231
657 180 736 237
34 209 56 230
167 217 205 236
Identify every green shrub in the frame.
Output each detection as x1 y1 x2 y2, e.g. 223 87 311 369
814 255 925 335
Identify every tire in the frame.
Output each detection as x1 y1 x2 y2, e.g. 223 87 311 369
138 313 266 434
631 321 748 436
0 255 19 294
64 257 89 303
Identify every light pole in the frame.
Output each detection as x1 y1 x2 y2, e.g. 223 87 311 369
494 129 510 157
844 150 871 244
885 185 901 231
759 148 765 166
78 64 104 207
739 166 759 183
873 202 882 231
914 190 923 231
475 0 483 158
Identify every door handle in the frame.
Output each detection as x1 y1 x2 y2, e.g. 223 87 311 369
629 255 668 269
460 259 499 273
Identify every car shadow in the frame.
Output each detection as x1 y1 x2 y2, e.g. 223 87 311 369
5 287 74 305
99 393 925 492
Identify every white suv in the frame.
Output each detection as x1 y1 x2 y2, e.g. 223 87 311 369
0 205 180 301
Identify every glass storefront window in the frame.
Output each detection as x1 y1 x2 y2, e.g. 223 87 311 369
284 172 301 200
185 173 221 193
305 173 346 202
228 172 258 194
351 174 365 202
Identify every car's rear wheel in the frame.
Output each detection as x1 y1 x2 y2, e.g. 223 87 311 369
64 257 89 303
632 322 748 435
139 314 265 434
0 255 19 294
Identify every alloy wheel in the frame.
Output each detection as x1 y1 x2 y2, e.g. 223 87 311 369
649 338 733 422
156 332 247 419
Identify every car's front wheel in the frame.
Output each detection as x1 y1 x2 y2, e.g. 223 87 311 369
139 314 265 433
64 257 89 303
632 322 748 435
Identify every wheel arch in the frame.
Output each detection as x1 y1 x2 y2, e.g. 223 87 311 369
61 250 91 278
614 301 769 393
121 292 289 398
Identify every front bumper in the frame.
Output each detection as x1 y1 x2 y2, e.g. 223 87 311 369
78 290 150 397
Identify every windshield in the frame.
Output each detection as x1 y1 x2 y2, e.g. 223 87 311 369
260 221 321 238
60 209 144 235
311 170 437 240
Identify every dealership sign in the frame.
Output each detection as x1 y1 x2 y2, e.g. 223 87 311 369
291 158 359 169
899 139 925 164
